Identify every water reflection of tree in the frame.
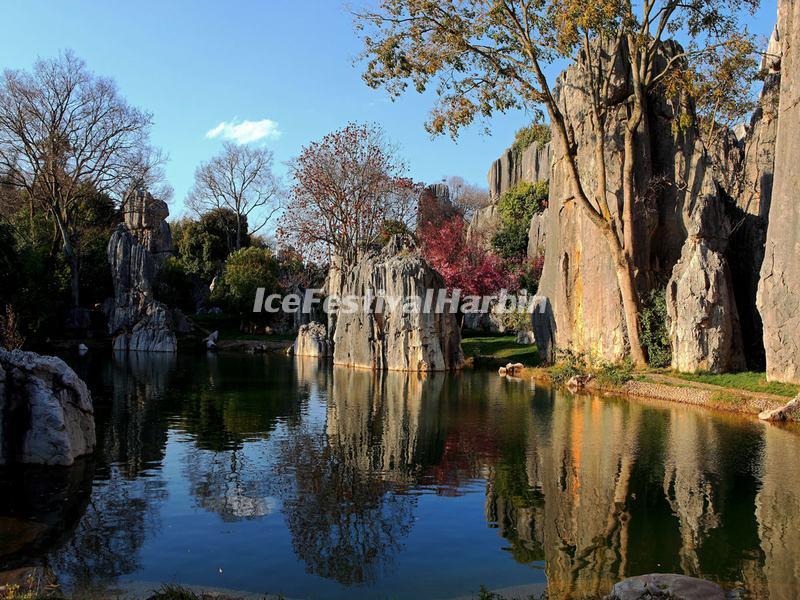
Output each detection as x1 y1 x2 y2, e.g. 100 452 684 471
277 428 415 585
272 367 456 586
175 355 311 522
47 468 165 595
183 446 274 521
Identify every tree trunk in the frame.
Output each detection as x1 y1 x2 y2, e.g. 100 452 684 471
235 215 242 251
546 89 649 367
68 252 80 308
51 207 80 308
614 251 647 367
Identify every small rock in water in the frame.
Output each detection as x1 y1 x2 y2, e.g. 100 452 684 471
566 374 593 392
607 573 726 600
78 343 88 355
759 394 800 422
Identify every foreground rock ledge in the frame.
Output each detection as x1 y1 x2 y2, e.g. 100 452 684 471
759 393 800 421
606 573 726 600
0 348 96 466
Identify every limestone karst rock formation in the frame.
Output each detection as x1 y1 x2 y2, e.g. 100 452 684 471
0 348 95 466
292 321 332 358
469 142 551 241
107 190 177 352
417 182 458 231
714 24 783 371
666 138 746 373
498 41 745 369
330 235 463 371
758 0 800 383
122 189 174 260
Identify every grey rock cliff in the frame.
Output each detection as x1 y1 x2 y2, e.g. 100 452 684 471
107 190 177 352
469 142 552 242
330 235 463 371
758 0 800 383
123 189 173 261
533 41 744 369
0 348 95 466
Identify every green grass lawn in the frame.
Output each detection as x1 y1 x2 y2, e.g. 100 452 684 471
461 334 540 366
664 370 799 398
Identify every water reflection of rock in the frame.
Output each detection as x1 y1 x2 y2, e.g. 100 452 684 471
42 351 172 595
325 367 446 484
755 424 800 600
275 367 455 585
0 459 93 569
100 351 176 476
481 390 800 600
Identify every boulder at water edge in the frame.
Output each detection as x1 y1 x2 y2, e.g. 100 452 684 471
0 348 95 466
293 321 332 358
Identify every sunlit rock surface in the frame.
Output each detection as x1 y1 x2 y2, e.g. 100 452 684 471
759 0 800 383
292 321 332 358
330 235 463 371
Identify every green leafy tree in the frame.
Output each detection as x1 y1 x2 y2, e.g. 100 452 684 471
211 247 279 314
154 257 196 313
511 123 551 156
0 50 163 307
173 208 249 283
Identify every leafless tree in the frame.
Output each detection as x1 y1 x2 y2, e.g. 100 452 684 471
187 142 282 251
0 50 162 307
444 175 489 221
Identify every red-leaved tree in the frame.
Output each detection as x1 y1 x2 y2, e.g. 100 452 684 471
278 123 418 268
419 216 514 298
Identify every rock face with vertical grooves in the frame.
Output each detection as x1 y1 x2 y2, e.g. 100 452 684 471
330 235 463 371
758 0 800 383
122 189 173 261
0 348 95 466
293 322 332 358
107 190 177 352
718 24 782 370
469 142 552 241
531 41 744 369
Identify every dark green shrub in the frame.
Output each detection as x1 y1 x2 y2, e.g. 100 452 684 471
491 220 529 260
550 349 588 384
640 288 672 368
490 181 548 261
595 359 634 386
154 257 196 312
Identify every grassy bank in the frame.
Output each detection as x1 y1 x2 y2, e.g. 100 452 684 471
659 370 799 398
460 335 798 418
460 334 539 367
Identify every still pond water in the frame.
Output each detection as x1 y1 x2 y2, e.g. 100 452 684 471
1 352 800 599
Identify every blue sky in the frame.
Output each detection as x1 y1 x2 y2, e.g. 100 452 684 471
0 0 778 224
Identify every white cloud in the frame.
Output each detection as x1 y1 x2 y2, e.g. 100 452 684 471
205 118 282 144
